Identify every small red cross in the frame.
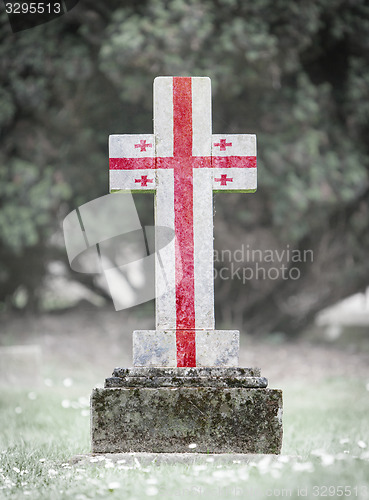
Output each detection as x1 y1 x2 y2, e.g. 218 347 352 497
135 175 153 187
215 174 233 186
135 139 153 152
214 139 232 151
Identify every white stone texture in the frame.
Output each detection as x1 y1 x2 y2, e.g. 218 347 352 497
110 170 156 191
109 134 155 158
212 167 257 192
195 330 239 366
154 77 173 157
193 168 214 329
212 134 256 157
191 77 212 156
133 330 177 367
155 169 177 329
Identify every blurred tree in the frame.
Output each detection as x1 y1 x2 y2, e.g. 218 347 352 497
0 0 368 333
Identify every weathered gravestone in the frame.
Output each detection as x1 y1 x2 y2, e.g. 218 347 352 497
91 77 283 453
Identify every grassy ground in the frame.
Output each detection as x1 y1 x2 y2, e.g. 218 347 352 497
1 308 369 499
1 378 369 499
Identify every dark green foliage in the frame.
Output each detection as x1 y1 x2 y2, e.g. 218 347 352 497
0 0 368 332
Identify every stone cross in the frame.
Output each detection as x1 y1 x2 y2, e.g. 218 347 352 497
109 77 257 367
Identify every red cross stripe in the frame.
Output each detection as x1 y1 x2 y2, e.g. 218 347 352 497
109 77 257 367
215 174 233 186
135 139 153 152
135 175 153 187
214 138 232 151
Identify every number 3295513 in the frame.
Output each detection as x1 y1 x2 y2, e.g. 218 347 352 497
5 3 62 14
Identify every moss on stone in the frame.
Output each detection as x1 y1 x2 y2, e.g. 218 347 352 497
91 386 283 454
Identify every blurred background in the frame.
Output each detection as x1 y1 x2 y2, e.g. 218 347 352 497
1 0 369 385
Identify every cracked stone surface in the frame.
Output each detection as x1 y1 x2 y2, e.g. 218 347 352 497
112 367 261 377
105 367 267 388
91 386 283 454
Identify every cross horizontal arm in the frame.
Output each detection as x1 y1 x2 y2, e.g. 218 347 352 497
212 134 257 192
109 134 156 192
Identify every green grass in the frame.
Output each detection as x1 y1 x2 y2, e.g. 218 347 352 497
1 378 369 499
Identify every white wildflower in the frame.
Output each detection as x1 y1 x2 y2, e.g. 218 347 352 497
311 448 325 457
108 482 121 490
146 486 159 496
292 462 314 472
335 453 349 460
193 464 207 471
63 378 73 387
271 468 281 479
188 443 197 449
256 455 272 473
321 454 335 466
78 396 89 407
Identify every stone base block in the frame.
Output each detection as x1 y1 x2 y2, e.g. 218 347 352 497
91 377 283 454
133 330 239 366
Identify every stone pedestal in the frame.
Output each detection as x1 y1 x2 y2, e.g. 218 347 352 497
91 367 283 454
133 330 239 367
